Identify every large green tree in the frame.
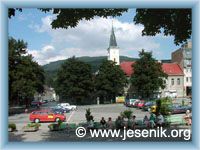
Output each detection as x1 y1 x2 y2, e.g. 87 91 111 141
9 37 45 106
9 8 127 29
55 57 93 105
134 9 191 45
130 50 167 99
94 60 127 103
9 8 191 45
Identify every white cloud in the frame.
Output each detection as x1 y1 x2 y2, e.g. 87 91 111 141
28 15 162 65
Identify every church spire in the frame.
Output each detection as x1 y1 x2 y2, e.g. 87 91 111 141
109 23 118 48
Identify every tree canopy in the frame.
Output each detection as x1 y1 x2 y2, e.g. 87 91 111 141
55 57 94 104
134 9 191 45
94 60 127 103
9 37 45 106
9 8 191 45
130 50 167 99
9 8 127 29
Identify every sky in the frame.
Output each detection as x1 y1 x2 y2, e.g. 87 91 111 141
9 8 182 65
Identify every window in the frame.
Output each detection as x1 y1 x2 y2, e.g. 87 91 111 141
190 77 192 82
177 78 181 85
186 77 189 82
171 78 174 85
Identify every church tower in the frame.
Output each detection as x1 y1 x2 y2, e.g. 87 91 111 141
107 24 120 65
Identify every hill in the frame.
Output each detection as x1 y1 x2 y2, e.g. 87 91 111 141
42 56 138 73
42 56 171 87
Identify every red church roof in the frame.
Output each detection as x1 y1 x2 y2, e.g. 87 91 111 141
120 61 183 77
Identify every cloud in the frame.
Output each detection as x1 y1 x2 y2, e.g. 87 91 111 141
28 15 162 65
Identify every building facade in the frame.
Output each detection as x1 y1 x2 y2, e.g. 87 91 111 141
107 24 120 65
120 62 184 98
161 63 184 98
171 41 192 96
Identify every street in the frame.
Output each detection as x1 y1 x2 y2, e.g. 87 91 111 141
8 102 191 142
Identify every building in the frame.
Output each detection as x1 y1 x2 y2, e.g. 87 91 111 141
171 41 192 96
161 63 184 98
106 24 187 98
120 61 184 98
107 24 120 65
34 86 58 102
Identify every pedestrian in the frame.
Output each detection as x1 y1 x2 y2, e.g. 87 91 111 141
128 115 136 130
24 108 28 113
115 116 123 129
87 115 94 129
107 117 113 129
149 113 156 128
183 110 192 126
143 115 150 128
156 112 164 127
100 117 107 128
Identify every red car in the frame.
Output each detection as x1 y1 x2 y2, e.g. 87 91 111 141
29 110 66 123
137 100 145 109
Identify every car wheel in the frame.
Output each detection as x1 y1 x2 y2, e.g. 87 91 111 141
34 118 40 123
55 118 60 122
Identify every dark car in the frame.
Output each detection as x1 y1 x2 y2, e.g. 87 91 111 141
42 100 48 104
51 108 65 114
51 106 70 113
170 105 192 114
142 101 156 111
31 101 42 107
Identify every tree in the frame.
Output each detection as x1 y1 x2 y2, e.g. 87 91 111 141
94 60 127 103
9 8 191 45
9 37 45 106
9 8 127 29
134 9 191 45
55 57 93 105
130 50 167 99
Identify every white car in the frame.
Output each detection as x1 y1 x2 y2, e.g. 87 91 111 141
57 103 77 111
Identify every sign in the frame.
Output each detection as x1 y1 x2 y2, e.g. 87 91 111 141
115 96 125 103
48 115 53 119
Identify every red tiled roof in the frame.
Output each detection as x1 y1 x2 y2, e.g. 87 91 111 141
120 61 183 77
120 61 135 76
162 63 184 76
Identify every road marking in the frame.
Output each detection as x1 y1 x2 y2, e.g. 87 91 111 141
66 111 75 123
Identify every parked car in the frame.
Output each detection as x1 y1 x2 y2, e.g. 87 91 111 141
170 105 192 114
131 100 141 107
150 105 157 113
51 108 65 114
124 99 138 107
51 106 70 113
42 100 48 104
57 103 77 111
137 100 145 109
142 101 156 111
29 110 66 123
31 101 42 107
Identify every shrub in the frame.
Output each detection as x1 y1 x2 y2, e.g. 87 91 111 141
27 123 41 128
156 97 172 116
9 123 16 131
121 109 133 119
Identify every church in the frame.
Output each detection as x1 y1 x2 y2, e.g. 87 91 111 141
107 25 185 98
